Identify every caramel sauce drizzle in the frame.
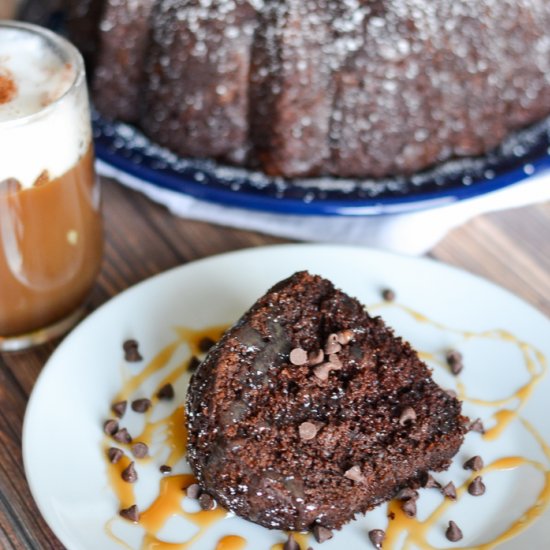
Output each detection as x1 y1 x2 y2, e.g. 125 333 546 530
215 535 247 550
103 305 549 549
104 326 228 549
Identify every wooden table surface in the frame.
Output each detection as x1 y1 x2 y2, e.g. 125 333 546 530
1 177 549 549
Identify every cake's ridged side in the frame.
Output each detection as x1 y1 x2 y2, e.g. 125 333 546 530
186 271 467 531
93 0 156 122
139 0 258 160
90 0 550 179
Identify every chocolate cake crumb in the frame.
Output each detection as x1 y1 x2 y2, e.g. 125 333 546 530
313 525 333 543
123 339 142 362
107 447 123 464
368 529 385 549
111 401 127 418
468 476 486 496
113 428 132 444
463 456 484 472
103 419 119 436
446 520 463 542
131 398 152 413
119 504 139 523
121 461 138 483
442 482 457 500
157 383 175 400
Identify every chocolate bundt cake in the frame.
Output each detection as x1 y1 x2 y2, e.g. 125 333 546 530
69 0 550 179
186 272 467 531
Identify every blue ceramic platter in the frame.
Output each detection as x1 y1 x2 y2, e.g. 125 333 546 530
93 111 550 217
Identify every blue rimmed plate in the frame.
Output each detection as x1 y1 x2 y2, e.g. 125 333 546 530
94 111 550 216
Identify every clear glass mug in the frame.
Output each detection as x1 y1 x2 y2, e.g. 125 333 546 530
0 21 103 351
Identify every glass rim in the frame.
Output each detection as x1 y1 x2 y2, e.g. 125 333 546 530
0 20 85 129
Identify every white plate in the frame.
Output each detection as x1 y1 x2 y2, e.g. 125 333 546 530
23 244 550 550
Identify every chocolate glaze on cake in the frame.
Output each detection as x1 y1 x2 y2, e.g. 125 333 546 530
54 0 550 179
186 271 467 531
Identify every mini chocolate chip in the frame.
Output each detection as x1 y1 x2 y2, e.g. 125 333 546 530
382 288 395 301
107 447 123 464
313 363 339 381
336 329 354 345
469 418 485 434
396 488 418 501
123 339 142 362
113 427 132 444
131 442 149 459
324 341 342 355
446 350 463 375
299 422 318 441
399 407 417 426
368 529 385 549
401 498 417 517
289 348 308 366
157 383 175 400
103 419 119 436
198 493 215 510
119 504 139 523
283 535 300 550
131 398 152 413
308 349 325 365
160 464 172 474
468 476 486 496
186 483 201 499
188 356 201 371
111 401 127 418
198 336 216 353
442 481 457 500
422 474 441 489
446 520 463 542
121 461 138 483
313 525 333 543
344 465 365 483
388 512 395 520
463 455 484 471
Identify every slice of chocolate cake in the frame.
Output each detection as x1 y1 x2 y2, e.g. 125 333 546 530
186 271 467 532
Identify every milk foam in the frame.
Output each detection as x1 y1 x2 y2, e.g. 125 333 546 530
0 27 91 188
